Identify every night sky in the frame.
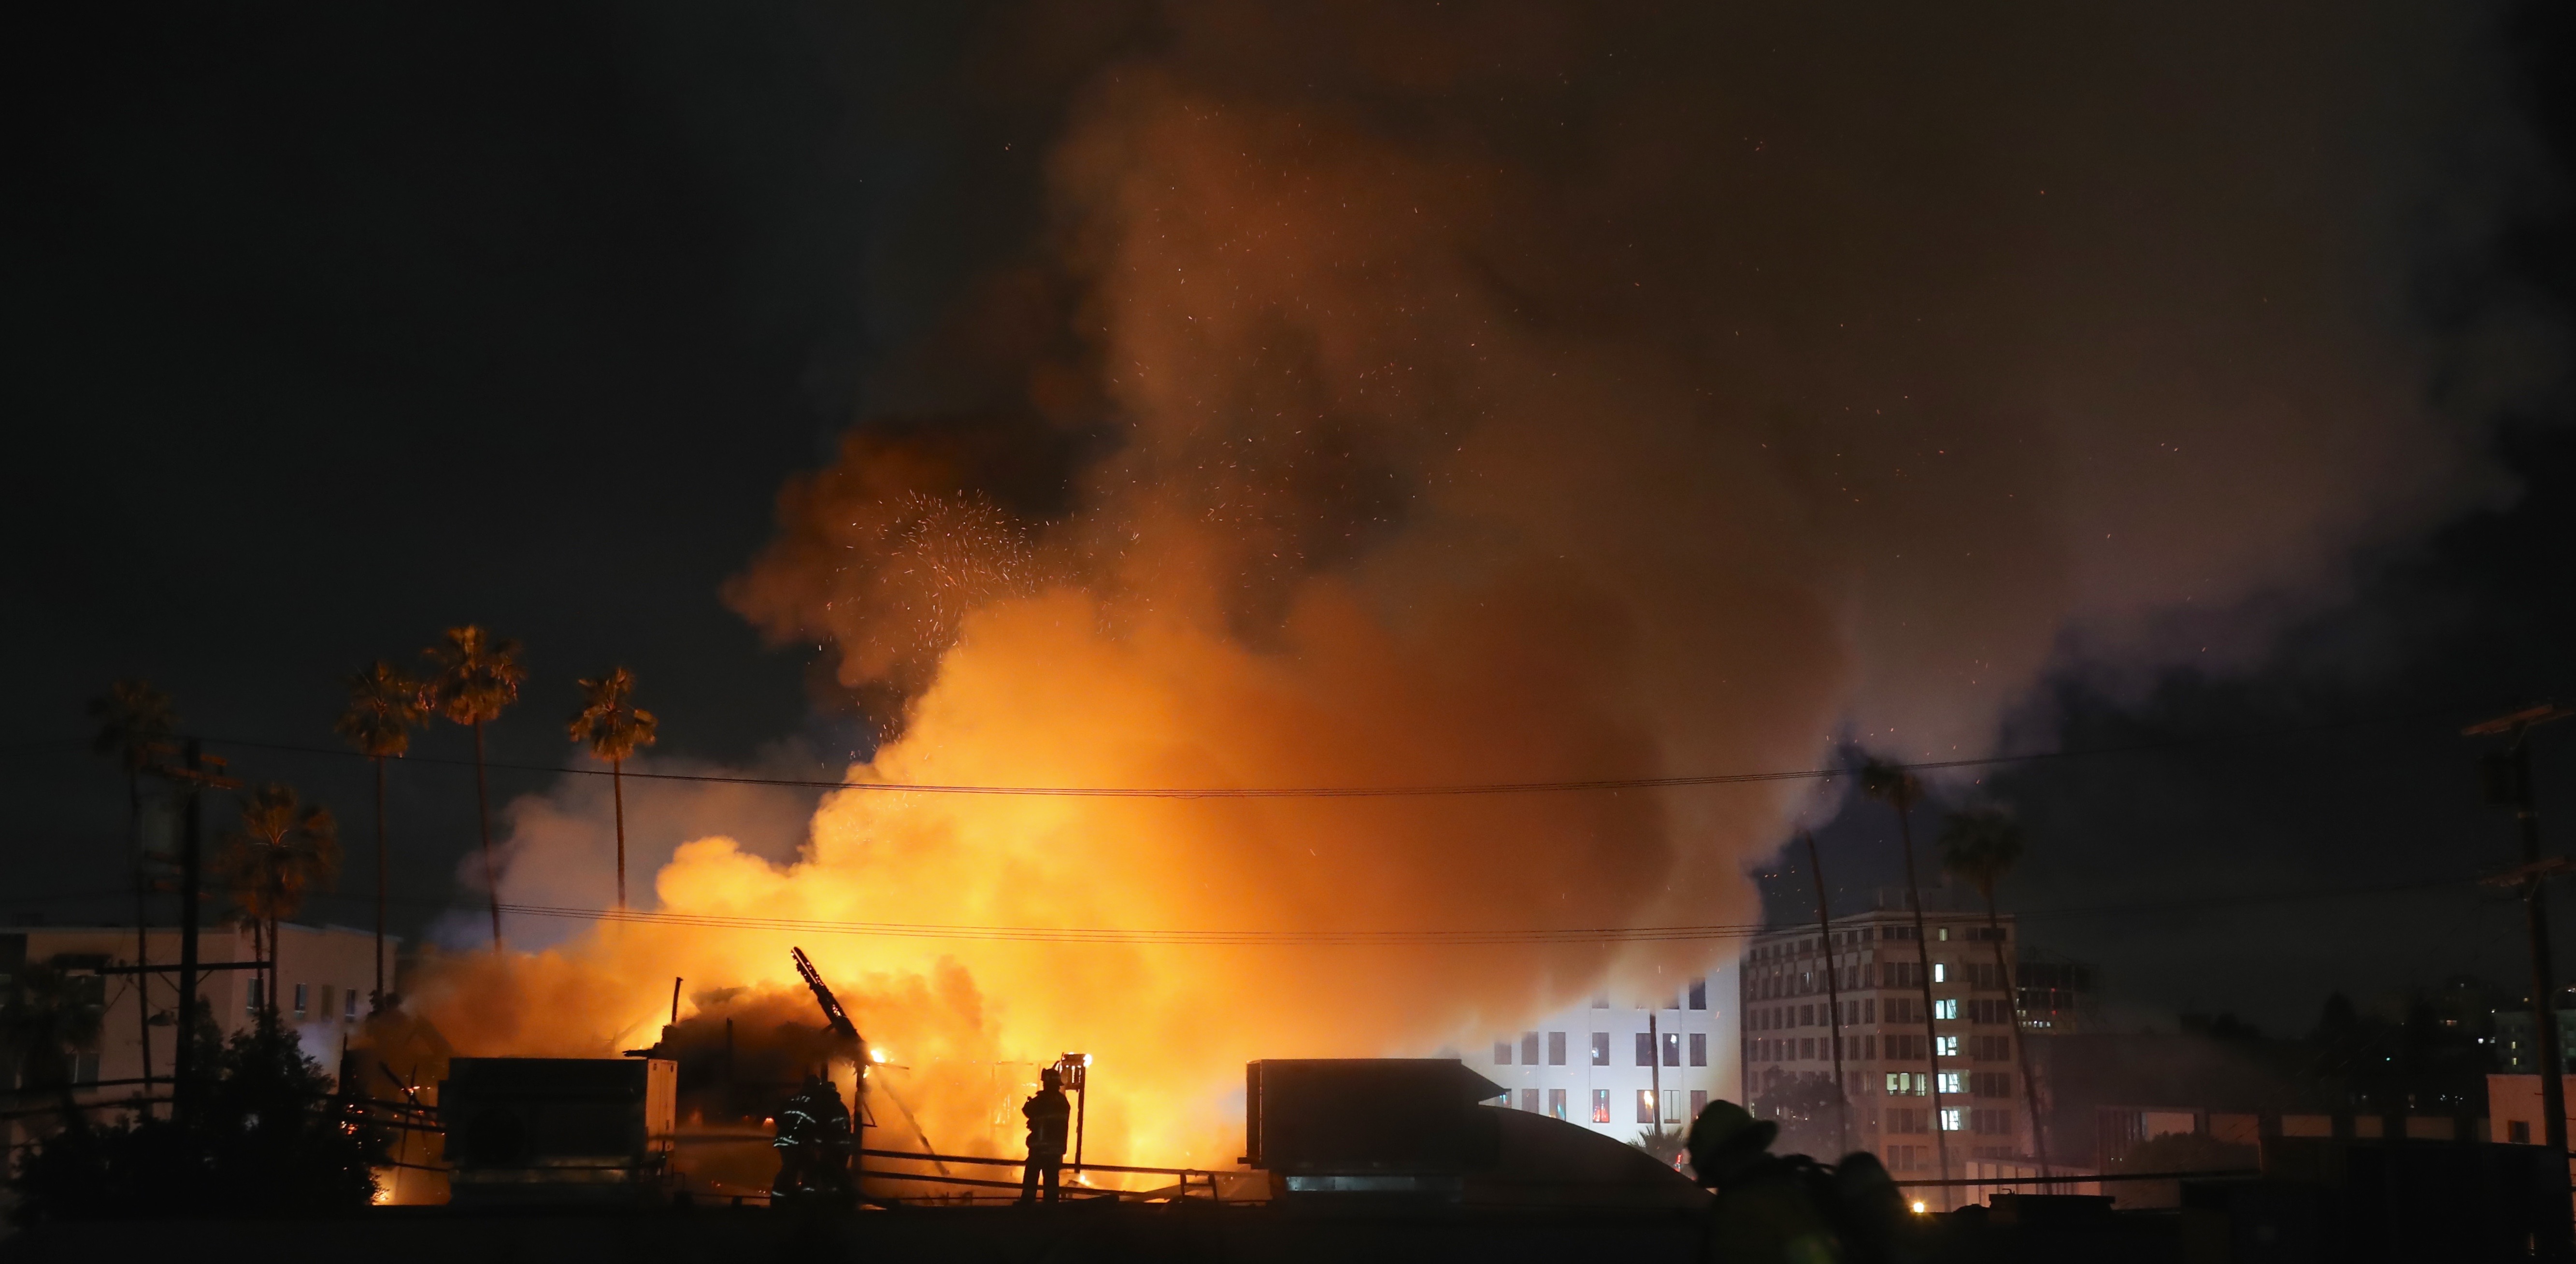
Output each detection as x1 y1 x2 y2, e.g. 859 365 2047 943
7 2 2575 1037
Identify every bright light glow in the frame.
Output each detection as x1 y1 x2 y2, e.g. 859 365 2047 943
1911 1201 1928 1214
870 1049 887 1063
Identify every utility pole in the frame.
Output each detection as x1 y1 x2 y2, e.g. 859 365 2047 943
1803 831 1851 1157
2468 702 2574 1252
1892 777 1951 1197
173 739 205 1122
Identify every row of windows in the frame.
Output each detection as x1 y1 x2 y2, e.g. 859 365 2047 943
1499 1087 1711 1126
1751 1032 2021 1065
1579 978 1712 1011
1882 1107 2016 1135
1495 1031 1710 1067
1748 995 2020 1032
1749 958 2022 1002
1749 923 2009 961
1879 1070 2015 1098
245 979 361 1023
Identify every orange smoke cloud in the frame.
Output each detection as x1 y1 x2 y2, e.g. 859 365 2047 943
411 0 2541 1176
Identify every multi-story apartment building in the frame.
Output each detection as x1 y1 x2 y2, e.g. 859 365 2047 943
0 921 386 1099
1481 972 1728 1147
1737 891 2033 1184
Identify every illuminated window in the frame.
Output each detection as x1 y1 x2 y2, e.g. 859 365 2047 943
1636 1091 1657 1124
1662 1033 1681 1067
1689 1033 1707 1067
1591 1032 1611 1066
1547 1088 1568 1120
1938 927 1949 941
1548 1031 1567 1065
1934 998 1958 1021
1938 1072 1963 1095
1932 963 1947 983
1592 1090 1612 1123
1940 1108 1963 1132
1494 1040 1512 1065
1936 1035 1960 1058
1689 978 1707 1010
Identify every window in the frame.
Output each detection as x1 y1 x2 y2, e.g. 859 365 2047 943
1933 998 1958 1021
1636 1091 1657 1124
1591 1090 1612 1124
1688 977 1707 1010
1521 1031 1541 1064
1886 1072 1925 1096
345 990 360 1022
246 978 264 1016
1940 1108 1963 1132
1521 1089 1541 1113
316 985 333 1022
1932 963 1946 983
1547 1031 1567 1065
1937 927 1949 942
1495 1040 1513 1065
1662 1033 1680 1067
1938 1072 1963 1095
1863 999 1875 1023
1663 1090 1683 1123
73 1051 100 1086
1690 1089 1708 1120
1936 1036 1960 1058
1591 1032 1611 1066
294 982 309 1020
2513 1120 2533 1144
1635 1033 1655 1066
1689 1033 1707 1067
1798 1004 1813 1026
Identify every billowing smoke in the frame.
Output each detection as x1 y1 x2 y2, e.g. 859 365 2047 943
415 0 2553 1172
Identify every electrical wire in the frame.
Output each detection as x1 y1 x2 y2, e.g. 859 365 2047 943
179 699 2492 801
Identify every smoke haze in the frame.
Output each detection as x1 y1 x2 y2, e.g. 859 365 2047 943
429 0 2556 1171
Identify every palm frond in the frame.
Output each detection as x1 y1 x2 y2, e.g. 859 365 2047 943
88 678 179 770
335 661 426 758
568 666 659 762
423 625 526 726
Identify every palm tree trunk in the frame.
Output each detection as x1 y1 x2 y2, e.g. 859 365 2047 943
473 718 500 949
1801 831 1849 1156
1984 890 2050 1179
1894 785 1951 1197
129 768 154 1091
612 757 627 911
373 754 388 1009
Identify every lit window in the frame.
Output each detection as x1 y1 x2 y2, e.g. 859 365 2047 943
1936 1036 1959 1058
1932 963 1946 983
1885 1072 1906 1094
1495 1040 1512 1065
1548 1088 1567 1120
1592 1089 1612 1123
1934 998 1958 1021
1662 1033 1681 1067
1938 927 1949 942
1938 1072 1963 1094
1548 1031 1567 1065
1689 1033 1707 1067
1636 1091 1657 1124
1940 1108 1963 1131
1591 1032 1611 1066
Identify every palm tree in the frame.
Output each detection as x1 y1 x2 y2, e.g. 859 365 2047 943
215 783 340 1021
88 679 176 1089
1861 756 1947 1191
568 667 658 910
1938 806 2049 1179
335 662 424 1009
424 625 524 949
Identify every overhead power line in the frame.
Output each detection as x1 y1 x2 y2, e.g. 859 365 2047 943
186 700 2483 801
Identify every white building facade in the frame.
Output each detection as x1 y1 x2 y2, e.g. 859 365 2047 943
1480 972 1731 1147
